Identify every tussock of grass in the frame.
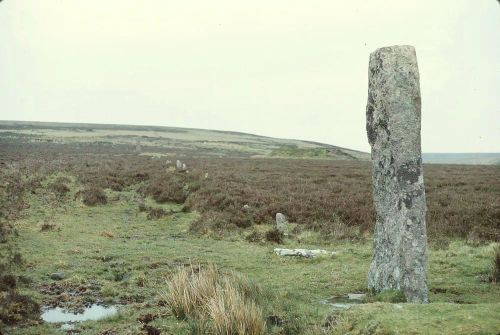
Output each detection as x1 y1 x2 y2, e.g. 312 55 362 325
164 264 266 335
204 283 265 335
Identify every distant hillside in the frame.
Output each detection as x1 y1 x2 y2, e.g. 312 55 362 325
422 153 500 165
0 120 369 160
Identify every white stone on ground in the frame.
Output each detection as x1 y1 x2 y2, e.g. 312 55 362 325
274 248 336 258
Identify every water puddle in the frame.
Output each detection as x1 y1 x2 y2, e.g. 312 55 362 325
321 293 366 310
42 304 118 329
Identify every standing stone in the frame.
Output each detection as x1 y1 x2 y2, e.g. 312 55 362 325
275 213 288 234
176 160 183 170
366 45 428 303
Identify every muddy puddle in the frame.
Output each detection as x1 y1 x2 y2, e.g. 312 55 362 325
42 304 118 329
321 293 366 310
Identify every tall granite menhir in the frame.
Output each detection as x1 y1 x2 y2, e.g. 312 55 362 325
366 45 428 303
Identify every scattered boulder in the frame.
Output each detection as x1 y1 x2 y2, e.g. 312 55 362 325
175 160 188 172
347 293 366 300
275 213 288 234
50 272 65 281
176 160 183 170
274 248 336 258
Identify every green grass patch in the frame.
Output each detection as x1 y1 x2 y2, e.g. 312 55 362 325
6 189 500 334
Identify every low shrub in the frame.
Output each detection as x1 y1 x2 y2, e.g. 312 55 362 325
142 175 189 204
0 290 40 326
229 211 253 228
189 211 233 234
39 221 57 232
245 231 263 243
146 207 170 220
79 186 107 206
48 181 70 196
265 228 284 244
0 168 41 326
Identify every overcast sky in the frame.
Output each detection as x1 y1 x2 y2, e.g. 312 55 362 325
0 1 498 152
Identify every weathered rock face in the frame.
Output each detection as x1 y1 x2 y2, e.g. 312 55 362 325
366 45 428 303
274 248 336 258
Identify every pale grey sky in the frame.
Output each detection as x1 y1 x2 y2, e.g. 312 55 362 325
1 1 499 152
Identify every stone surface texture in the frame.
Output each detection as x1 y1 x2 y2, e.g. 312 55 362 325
275 213 288 233
274 248 335 258
366 45 429 303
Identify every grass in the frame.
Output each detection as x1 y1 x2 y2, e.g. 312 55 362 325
325 302 500 334
4 187 500 334
0 129 499 334
165 264 266 334
0 120 363 159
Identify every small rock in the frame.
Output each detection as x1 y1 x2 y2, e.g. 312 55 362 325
242 204 250 211
50 272 65 281
275 213 288 234
347 293 366 300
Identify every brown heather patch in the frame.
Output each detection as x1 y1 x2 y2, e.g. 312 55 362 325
0 166 41 325
0 142 499 241
265 228 284 244
146 207 171 220
78 186 108 206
